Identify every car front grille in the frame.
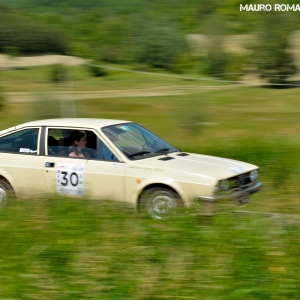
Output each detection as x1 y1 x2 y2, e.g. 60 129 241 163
230 172 256 190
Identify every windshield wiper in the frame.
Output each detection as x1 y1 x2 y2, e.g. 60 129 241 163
155 148 181 155
128 150 152 158
155 148 170 154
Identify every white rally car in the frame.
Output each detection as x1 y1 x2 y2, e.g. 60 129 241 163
0 118 262 219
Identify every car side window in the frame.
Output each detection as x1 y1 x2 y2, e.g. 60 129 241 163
97 136 118 161
47 128 98 159
46 128 118 161
0 128 39 155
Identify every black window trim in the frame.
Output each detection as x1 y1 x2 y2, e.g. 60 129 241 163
40 126 46 156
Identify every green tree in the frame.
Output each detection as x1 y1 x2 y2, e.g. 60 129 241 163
0 13 67 55
200 15 246 81
251 12 297 85
132 18 189 71
94 17 130 63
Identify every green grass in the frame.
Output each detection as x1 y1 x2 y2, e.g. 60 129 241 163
1 66 300 298
1 197 300 299
0 64 226 93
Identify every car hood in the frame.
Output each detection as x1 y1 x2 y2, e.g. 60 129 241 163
134 152 258 180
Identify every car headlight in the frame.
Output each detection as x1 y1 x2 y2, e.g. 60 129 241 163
250 169 258 181
220 179 230 190
215 179 230 192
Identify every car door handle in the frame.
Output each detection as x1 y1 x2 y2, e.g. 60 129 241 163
45 162 55 168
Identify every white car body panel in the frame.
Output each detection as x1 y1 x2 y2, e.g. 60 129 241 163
0 118 261 214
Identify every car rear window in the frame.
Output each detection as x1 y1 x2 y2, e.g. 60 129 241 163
0 128 39 154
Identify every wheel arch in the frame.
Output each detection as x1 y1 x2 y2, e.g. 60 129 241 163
0 175 16 199
0 174 16 193
137 183 185 207
0 175 12 185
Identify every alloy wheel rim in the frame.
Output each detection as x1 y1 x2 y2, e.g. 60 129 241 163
147 194 177 219
0 186 7 208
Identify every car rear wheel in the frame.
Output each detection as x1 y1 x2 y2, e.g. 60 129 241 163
0 179 14 208
139 187 183 220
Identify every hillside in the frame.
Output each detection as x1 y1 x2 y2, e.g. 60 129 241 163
0 1 299 83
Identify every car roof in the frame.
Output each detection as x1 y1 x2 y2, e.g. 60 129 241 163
0 118 131 136
18 118 130 129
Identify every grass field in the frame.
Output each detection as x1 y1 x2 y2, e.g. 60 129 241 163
1 65 300 298
1 197 300 299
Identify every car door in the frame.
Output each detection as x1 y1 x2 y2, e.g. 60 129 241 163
78 134 126 201
43 127 125 201
43 156 88 196
84 159 125 201
0 127 46 197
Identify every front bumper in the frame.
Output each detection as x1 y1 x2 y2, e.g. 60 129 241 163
195 181 262 203
194 181 262 215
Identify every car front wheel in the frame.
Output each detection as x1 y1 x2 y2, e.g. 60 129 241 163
139 187 183 220
0 179 14 208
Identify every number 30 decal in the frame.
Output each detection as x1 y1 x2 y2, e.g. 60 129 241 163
61 171 68 186
57 163 84 195
70 172 79 187
61 171 79 187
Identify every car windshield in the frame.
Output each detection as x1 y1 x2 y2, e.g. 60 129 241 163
102 123 179 160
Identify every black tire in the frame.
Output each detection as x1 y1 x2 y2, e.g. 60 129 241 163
139 187 184 220
0 179 14 208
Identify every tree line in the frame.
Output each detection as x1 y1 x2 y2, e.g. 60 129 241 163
0 0 298 84
0 6 67 55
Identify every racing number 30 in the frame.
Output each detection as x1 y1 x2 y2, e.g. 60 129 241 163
61 171 79 187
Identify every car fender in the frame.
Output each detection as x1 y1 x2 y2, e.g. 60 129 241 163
135 175 195 207
0 170 18 197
